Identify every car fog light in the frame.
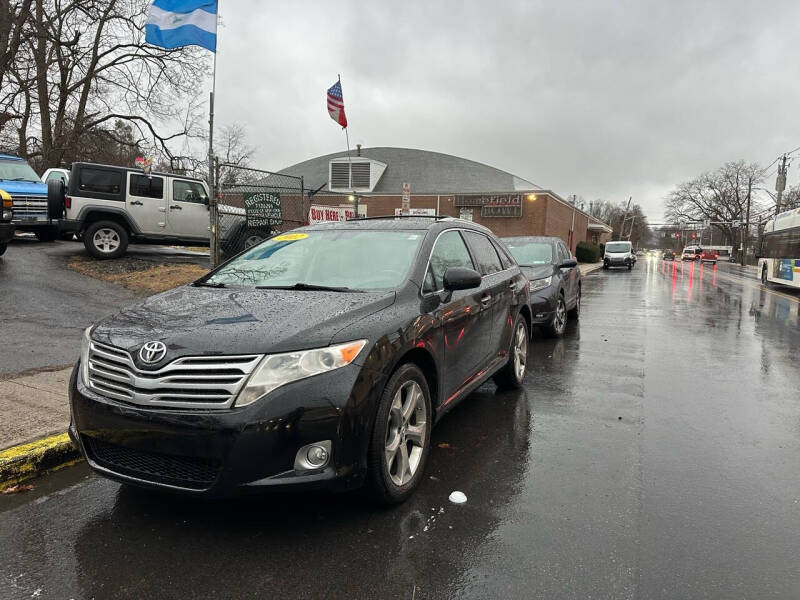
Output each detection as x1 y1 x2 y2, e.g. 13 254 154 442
307 446 328 466
294 440 332 471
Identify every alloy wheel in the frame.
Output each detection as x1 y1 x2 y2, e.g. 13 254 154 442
513 322 527 381
384 380 427 487
93 228 120 254
554 297 567 334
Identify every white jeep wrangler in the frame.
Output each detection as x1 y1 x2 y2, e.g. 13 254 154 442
48 162 268 259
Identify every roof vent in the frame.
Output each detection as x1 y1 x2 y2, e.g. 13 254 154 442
328 157 387 193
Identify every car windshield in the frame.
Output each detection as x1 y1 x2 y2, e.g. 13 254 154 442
606 242 631 253
504 241 553 265
204 229 424 290
0 159 40 182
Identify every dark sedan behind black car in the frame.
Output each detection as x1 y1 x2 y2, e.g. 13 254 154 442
69 217 531 504
502 236 581 337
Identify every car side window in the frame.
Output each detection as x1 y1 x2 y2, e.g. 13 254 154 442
557 243 571 262
492 238 515 269
424 230 475 293
79 168 121 195
463 231 503 275
130 174 164 199
173 180 208 204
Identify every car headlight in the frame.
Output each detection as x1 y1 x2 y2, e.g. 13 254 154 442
529 276 552 292
80 326 92 385
234 339 368 407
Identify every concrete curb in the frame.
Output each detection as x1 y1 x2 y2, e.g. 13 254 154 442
579 262 604 276
0 432 82 491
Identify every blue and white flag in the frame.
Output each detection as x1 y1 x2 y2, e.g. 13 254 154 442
145 0 218 52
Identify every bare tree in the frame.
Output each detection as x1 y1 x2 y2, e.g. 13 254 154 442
665 160 764 245
0 0 209 169
589 199 651 246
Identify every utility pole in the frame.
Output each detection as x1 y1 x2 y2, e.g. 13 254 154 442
741 177 752 266
617 196 632 241
775 154 788 215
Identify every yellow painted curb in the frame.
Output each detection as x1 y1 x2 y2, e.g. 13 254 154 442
0 432 83 491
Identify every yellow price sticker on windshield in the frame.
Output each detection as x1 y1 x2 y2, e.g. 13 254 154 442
273 233 308 242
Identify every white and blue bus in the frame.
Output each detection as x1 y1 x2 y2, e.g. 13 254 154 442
758 208 800 288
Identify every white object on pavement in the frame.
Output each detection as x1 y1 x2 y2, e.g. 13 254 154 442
449 491 467 504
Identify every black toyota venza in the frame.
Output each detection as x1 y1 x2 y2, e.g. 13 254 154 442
69 217 531 504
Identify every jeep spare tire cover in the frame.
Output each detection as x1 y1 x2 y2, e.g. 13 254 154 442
47 179 66 219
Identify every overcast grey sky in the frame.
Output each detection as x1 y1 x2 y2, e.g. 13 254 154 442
212 1 800 221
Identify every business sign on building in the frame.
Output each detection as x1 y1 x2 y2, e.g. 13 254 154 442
243 192 282 227
394 207 435 216
454 194 523 218
308 204 366 224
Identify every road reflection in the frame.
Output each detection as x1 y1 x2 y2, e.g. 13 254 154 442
73 387 533 598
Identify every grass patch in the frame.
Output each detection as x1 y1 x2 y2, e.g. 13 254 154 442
68 255 209 294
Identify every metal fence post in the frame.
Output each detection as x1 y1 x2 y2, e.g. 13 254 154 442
208 157 218 270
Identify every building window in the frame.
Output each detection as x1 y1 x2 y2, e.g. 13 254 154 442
459 208 473 222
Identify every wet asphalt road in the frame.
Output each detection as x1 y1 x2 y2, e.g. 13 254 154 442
0 239 208 375
2 258 800 599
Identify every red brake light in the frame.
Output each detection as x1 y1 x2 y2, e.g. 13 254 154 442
64 196 71 209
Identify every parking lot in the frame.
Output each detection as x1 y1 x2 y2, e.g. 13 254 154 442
2 257 799 599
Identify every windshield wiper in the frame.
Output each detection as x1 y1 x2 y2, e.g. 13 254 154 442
5 177 38 182
194 281 226 288
256 282 361 292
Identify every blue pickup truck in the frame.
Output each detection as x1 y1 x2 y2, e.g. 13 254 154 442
0 153 59 241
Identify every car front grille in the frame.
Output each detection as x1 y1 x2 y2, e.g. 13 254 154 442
83 436 221 490
11 195 48 220
87 340 262 409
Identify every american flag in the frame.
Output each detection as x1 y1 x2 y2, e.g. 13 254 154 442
327 80 348 128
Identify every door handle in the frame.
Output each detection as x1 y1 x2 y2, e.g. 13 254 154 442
170 204 182 210
130 200 143 206
480 295 492 307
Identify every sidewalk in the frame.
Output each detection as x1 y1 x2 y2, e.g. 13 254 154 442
0 367 77 490
579 262 604 276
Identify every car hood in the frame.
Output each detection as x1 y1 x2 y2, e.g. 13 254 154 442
519 265 553 281
92 286 396 360
0 180 47 196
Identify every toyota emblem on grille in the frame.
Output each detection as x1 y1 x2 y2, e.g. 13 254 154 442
139 341 167 364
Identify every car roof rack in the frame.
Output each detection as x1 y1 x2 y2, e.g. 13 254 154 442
348 215 454 221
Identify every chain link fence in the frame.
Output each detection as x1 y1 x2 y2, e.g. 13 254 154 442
211 165 305 266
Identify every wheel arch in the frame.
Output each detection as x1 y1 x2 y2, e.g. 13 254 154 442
77 208 138 235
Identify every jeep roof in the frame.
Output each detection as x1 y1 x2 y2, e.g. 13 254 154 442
70 162 207 184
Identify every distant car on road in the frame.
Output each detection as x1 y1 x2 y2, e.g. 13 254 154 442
603 240 635 270
662 250 676 261
700 249 718 264
682 246 701 261
69 217 532 504
502 236 581 337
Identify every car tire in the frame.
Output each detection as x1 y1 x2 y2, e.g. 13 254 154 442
603 263 608 270
761 266 768 285
493 315 528 389
367 363 432 505
627 263 632 270
35 227 59 242
568 286 581 320
47 179 66 219
543 293 567 338
0 242 6 257
84 220 129 260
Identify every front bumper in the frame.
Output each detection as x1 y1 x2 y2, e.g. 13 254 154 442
0 222 13 244
604 256 632 267
528 287 557 324
69 361 382 496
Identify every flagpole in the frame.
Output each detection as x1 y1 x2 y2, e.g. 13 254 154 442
208 7 219 267
339 74 357 219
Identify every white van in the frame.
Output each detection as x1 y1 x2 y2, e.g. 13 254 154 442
603 240 634 270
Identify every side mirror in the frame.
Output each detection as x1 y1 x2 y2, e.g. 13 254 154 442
443 267 482 291
559 258 578 269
